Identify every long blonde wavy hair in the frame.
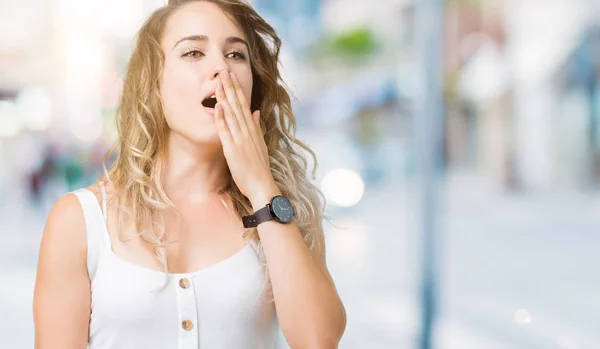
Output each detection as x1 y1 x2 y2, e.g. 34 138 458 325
100 0 326 279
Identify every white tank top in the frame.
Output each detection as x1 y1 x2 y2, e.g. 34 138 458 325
70 187 286 349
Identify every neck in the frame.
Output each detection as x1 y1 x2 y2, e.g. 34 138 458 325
161 133 230 203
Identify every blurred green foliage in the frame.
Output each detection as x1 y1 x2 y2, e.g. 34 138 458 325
308 26 380 66
331 27 378 56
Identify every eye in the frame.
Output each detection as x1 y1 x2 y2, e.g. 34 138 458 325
182 49 204 59
226 51 247 61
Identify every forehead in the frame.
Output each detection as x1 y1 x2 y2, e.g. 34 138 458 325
162 2 246 48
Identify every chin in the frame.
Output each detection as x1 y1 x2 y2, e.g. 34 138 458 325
187 129 220 144
169 126 221 147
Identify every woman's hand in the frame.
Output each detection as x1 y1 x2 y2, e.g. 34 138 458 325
214 70 280 208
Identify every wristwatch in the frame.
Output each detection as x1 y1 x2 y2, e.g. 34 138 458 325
242 195 294 228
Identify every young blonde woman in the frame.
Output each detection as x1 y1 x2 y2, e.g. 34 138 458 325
32 1 346 348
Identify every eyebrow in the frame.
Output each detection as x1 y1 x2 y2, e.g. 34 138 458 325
172 35 249 50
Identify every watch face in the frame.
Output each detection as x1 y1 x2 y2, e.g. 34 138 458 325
271 196 294 223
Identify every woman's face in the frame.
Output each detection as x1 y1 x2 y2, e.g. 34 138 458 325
159 1 253 145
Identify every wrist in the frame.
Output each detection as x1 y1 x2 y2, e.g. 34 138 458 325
249 185 281 211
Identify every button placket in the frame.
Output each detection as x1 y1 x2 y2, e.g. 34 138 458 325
176 274 198 348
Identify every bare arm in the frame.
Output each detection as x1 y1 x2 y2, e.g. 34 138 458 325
33 194 91 349
250 189 347 349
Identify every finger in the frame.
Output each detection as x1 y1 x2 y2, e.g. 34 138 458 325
216 79 242 139
252 110 260 127
252 110 263 137
215 103 233 144
219 71 248 134
227 72 262 140
230 72 253 121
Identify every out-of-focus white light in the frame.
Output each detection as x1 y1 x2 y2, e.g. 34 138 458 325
459 39 508 103
70 118 103 143
329 220 368 265
558 335 579 349
65 40 105 84
16 87 54 131
321 168 365 207
100 0 145 39
514 309 532 325
0 101 22 138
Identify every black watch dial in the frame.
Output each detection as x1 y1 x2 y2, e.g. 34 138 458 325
270 196 294 223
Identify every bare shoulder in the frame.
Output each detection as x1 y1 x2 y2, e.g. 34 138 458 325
33 193 92 347
39 193 88 265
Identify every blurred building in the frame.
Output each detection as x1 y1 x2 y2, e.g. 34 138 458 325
443 0 600 192
554 25 600 187
253 0 321 50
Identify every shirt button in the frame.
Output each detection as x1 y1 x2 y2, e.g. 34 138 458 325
179 277 190 289
182 320 194 331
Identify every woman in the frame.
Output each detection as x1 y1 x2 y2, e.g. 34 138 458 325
32 0 346 348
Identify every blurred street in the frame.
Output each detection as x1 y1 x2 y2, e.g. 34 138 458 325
3 0 600 348
2 172 599 349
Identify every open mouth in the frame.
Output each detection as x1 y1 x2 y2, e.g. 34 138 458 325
202 95 217 109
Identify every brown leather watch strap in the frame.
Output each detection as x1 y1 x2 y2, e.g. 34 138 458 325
242 205 274 228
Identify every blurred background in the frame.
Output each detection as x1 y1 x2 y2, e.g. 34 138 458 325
1 0 600 348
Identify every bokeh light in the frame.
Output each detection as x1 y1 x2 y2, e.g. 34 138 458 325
0 101 22 138
16 87 54 132
321 168 365 207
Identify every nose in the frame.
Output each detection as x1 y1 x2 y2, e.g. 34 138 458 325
209 56 230 80
211 69 226 79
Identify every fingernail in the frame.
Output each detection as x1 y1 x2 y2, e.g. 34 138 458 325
230 72 237 81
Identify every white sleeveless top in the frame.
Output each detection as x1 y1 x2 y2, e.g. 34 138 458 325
70 187 285 349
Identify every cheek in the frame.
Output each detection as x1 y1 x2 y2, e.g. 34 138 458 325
160 60 201 117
